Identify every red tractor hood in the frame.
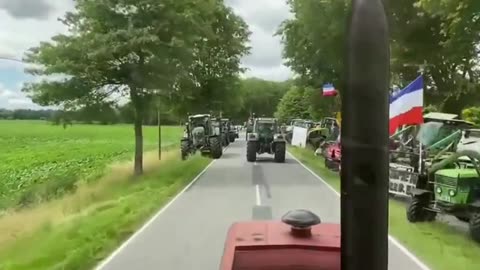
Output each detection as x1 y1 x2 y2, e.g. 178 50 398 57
219 221 340 270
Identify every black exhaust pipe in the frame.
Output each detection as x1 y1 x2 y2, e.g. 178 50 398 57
341 0 390 270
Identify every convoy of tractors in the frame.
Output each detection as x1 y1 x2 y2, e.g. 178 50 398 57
180 111 480 243
180 113 286 163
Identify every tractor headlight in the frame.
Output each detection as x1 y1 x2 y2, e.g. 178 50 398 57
274 134 283 139
436 187 442 194
449 189 456 196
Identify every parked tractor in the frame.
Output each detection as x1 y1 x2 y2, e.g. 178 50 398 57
245 114 256 141
219 118 231 146
388 112 476 197
406 150 480 242
221 118 237 143
180 114 222 160
246 117 286 162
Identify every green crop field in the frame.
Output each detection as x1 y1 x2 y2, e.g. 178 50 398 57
0 120 182 209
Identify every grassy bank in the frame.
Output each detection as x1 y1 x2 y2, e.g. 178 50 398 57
0 150 210 270
288 146 480 270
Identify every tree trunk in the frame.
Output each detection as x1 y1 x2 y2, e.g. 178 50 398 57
133 108 144 176
131 91 145 176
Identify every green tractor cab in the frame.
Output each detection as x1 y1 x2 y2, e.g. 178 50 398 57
246 117 286 163
407 151 480 242
180 114 223 160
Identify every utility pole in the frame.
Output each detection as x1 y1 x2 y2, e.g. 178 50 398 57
157 94 162 160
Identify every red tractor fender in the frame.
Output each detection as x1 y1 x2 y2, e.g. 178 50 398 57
219 211 340 270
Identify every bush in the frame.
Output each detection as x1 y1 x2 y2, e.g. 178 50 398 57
462 107 480 125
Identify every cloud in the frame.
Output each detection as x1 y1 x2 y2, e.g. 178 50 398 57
0 0 294 109
243 64 292 82
0 0 54 20
0 83 33 109
0 0 74 109
0 85 15 98
241 25 283 68
225 0 292 33
225 0 293 81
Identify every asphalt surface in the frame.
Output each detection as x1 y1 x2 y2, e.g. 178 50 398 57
96 136 430 270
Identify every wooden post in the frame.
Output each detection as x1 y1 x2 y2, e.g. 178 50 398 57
158 100 162 160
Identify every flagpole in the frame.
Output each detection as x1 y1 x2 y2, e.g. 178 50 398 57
417 64 425 173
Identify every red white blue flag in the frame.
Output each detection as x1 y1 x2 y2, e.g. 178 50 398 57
322 83 337 97
389 75 424 135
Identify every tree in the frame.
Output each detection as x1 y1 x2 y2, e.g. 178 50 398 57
462 107 480 126
22 0 227 175
170 1 250 118
390 0 480 113
275 84 339 123
275 86 310 122
279 0 479 115
232 78 291 122
277 0 349 90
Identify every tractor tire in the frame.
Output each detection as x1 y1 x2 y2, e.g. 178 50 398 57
181 141 189 160
247 141 257 162
406 195 436 222
274 143 286 163
229 134 235 143
222 135 229 146
210 137 222 159
455 215 470 222
469 212 480 243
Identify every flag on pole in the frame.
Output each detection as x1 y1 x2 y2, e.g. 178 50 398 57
322 83 337 96
389 75 424 135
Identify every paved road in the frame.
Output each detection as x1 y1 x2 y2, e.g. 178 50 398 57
96 138 430 270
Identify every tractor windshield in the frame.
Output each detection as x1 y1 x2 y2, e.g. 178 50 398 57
191 117 207 127
417 122 461 147
256 122 276 134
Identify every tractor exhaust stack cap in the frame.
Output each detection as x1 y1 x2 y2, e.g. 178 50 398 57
281 209 321 237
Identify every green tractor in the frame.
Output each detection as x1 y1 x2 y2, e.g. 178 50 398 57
180 114 223 160
217 118 229 147
407 150 480 242
221 118 237 144
246 117 286 162
245 113 256 141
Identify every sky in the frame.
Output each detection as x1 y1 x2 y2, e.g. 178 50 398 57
0 0 293 110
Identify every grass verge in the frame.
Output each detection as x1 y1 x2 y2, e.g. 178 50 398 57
288 146 480 270
0 150 211 270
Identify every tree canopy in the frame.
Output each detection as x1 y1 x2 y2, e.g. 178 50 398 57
22 0 250 175
277 0 480 118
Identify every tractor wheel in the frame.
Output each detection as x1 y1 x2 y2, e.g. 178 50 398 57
406 195 436 222
455 215 470 222
274 143 286 163
247 141 257 162
469 212 480 243
181 141 189 160
223 135 229 146
210 137 222 159
229 134 235 143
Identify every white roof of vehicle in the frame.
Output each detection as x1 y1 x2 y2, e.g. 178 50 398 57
423 112 458 120
190 114 210 118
